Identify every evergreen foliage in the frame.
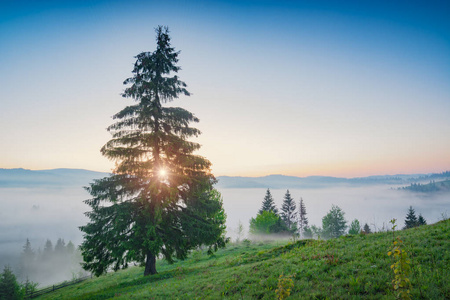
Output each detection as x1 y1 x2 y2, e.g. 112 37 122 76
363 223 372 234
14 238 84 287
42 240 53 261
404 206 418 229
79 26 227 277
417 214 427 226
322 205 347 239
0 265 22 300
348 219 361 235
19 239 34 279
280 190 296 231
54 238 66 256
298 198 309 238
259 189 278 215
402 179 450 193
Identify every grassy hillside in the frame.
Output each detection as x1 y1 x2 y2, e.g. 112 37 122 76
38 220 449 299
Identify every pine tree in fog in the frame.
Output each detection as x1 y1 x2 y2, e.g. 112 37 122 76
54 238 66 256
298 198 309 238
404 206 418 229
42 239 53 262
259 189 278 215
19 239 34 279
281 190 296 231
363 223 372 234
66 241 75 255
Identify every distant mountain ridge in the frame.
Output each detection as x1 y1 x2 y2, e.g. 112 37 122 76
0 168 448 189
0 168 109 187
216 172 450 189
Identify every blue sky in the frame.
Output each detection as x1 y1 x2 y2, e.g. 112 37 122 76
1 0 449 177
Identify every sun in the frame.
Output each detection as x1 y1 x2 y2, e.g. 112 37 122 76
158 168 167 177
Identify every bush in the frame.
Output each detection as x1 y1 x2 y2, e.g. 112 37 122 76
322 205 347 239
348 219 361 235
249 211 288 235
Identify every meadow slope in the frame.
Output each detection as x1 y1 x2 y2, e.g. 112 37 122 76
38 219 449 299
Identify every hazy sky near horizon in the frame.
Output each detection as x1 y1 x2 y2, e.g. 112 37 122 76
1 0 449 177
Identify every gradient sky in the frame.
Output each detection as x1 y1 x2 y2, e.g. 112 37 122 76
1 0 449 177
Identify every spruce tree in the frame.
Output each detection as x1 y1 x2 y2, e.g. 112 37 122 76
80 26 227 277
0 266 22 300
363 223 372 234
418 214 427 226
259 188 278 215
66 241 75 255
19 239 34 280
281 190 296 230
42 239 53 261
404 206 418 229
54 238 66 256
298 197 308 238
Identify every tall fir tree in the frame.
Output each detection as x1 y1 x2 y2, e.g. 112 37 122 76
259 188 278 215
42 239 53 262
54 238 66 256
66 241 75 255
298 197 308 238
19 239 34 279
80 26 227 277
281 190 296 230
404 206 418 229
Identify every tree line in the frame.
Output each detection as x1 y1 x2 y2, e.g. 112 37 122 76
0 238 87 299
402 180 450 193
249 189 427 239
17 238 86 284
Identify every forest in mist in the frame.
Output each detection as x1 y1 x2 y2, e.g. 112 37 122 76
0 168 449 286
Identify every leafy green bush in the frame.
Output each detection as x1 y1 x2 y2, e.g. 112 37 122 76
249 211 288 234
322 205 347 238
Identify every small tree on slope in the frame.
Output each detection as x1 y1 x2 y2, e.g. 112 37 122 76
417 214 427 226
404 206 418 229
348 219 361 235
80 26 227 277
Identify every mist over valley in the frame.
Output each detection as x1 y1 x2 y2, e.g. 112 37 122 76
1 168 449 286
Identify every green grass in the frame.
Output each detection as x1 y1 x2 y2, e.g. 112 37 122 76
38 219 450 299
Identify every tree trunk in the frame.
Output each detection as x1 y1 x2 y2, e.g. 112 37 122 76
144 251 157 276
